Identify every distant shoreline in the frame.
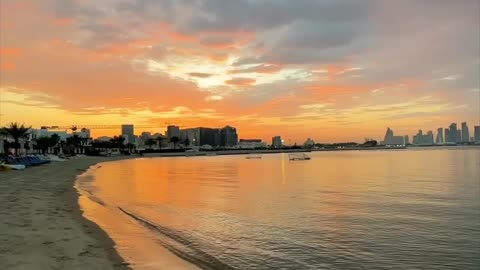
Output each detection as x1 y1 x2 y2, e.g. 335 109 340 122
134 145 480 158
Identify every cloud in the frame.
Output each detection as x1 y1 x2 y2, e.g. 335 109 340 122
225 78 256 86
188 72 214 78
1 0 478 142
229 64 283 74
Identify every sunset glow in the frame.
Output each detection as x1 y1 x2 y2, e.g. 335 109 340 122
1 0 479 142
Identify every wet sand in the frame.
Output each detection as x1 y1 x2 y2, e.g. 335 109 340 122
0 156 134 270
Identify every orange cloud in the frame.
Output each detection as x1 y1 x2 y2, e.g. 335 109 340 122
0 47 21 57
229 64 283 74
188 72 214 78
225 78 256 86
305 84 371 97
52 18 75 26
0 47 22 71
1 61 16 71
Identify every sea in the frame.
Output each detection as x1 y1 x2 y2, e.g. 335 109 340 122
76 148 480 270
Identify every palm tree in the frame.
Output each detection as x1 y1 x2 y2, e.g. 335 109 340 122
1 122 31 155
145 138 156 149
170 136 180 149
35 136 51 154
156 136 165 149
110 135 126 150
183 137 190 147
126 143 135 154
66 134 82 154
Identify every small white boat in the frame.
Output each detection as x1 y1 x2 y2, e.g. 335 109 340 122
0 163 26 170
288 153 311 161
246 154 262 159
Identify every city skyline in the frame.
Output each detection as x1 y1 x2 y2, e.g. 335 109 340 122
1 1 479 143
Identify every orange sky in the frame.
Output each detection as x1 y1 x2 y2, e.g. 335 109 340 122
0 0 479 143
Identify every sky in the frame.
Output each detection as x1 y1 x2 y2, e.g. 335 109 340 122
0 0 479 143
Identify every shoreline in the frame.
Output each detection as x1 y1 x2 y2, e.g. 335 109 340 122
0 156 135 270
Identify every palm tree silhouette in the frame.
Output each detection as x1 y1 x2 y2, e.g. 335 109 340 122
1 122 31 156
170 136 180 149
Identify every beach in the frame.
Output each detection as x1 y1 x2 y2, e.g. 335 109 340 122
0 156 133 270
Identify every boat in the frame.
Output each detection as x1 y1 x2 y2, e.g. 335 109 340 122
288 153 311 161
246 154 262 159
0 163 26 170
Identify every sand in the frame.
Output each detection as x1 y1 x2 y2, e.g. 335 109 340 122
0 156 134 270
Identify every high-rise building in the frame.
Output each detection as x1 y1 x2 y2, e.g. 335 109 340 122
474 126 480 143
167 125 181 139
180 128 201 146
456 129 462 143
121 124 134 144
382 127 405 145
461 122 470 143
436 128 444 144
448 123 457 143
404 135 410 145
445 128 451 143
199 128 220 147
272 136 282 148
413 130 434 145
220 126 238 147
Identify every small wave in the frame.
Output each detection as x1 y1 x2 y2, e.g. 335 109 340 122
88 195 107 206
118 207 236 270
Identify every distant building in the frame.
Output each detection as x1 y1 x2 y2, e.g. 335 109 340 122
200 127 220 147
456 129 462 143
474 126 480 143
220 126 238 147
445 128 451 143
461 122 470 143
382 127 405 145
167 125 181 139
436 128 444 144
404 135 410 145
96 136 113 142
238 139 266 149
413 130 434 145
180 128 201 146
31 128 68 142
448 123 457 143
272 136 282 148
71 128 91 139
121 124 135 144
304 138 315 147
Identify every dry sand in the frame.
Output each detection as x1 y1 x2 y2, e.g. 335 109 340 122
0 156 135 270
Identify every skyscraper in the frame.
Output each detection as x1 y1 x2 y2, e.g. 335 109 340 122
404 135 410 145
272 136 282 148
448 123 457 142
456 129 462 143
445 128 451 143
413 130 434 145
436 128 444 144
474 126 480 143
461 122 470 143
121 124 134 144
382 127 404 145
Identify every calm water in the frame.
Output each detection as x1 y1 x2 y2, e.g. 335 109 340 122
77 149 480 270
